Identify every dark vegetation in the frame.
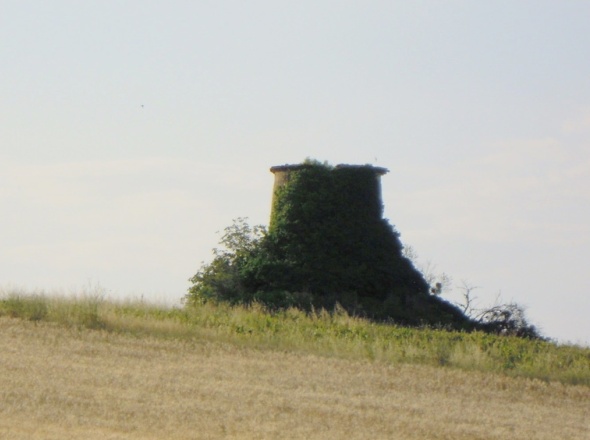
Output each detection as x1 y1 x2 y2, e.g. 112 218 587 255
187 160 541 338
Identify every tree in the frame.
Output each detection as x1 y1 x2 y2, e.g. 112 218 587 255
186 218 266 304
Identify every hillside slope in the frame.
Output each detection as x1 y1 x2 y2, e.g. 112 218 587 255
1 317 588 440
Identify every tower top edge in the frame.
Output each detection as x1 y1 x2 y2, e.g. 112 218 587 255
270 164 313 173
270 163 389 175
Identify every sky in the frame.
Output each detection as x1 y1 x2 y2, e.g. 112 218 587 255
1 1 589 345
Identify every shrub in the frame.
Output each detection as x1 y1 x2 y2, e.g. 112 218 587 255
187 218 266 305
477 302 541 338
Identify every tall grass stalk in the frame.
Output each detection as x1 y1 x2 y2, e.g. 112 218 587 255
1 290 588 386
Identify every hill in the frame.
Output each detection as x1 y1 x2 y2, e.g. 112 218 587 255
0 293 589 439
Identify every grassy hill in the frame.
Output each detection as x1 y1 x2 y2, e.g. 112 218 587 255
1 291 589 439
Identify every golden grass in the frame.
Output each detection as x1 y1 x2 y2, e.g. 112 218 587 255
1 317 588 440
1 292 589 386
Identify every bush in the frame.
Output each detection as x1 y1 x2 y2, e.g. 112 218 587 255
187 218 266 305
454 282 543 339
478 303 541 338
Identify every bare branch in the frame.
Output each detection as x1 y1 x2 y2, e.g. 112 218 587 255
455 281 480 315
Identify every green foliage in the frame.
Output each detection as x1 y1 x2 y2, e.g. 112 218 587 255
266 163 401 300
187 160 474 329
187 217 267 304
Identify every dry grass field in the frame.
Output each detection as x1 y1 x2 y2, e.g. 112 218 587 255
1 316 588 440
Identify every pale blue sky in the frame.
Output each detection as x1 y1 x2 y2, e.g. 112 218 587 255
1 1 589 344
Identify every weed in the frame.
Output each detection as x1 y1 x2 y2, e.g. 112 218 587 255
0 291 48 321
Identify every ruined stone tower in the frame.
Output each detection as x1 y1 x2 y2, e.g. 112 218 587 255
190 159 473 329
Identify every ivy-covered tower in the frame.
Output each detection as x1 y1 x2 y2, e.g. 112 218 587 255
187 160 472 328
259 162 456 324
259 161 470 326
